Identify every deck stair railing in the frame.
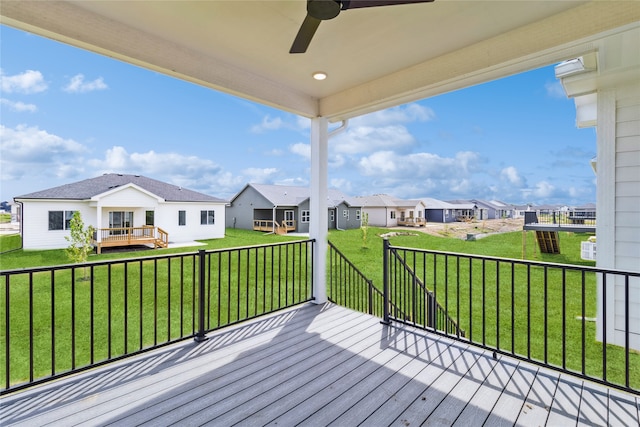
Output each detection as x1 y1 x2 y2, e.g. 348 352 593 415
383 239 464 336
0 239 314 395
381 239 639 394
327 241 405 319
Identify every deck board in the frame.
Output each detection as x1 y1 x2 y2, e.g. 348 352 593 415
1 303 637 427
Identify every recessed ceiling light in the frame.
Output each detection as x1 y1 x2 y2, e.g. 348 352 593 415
312 71 327 80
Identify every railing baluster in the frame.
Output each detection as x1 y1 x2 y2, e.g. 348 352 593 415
51 270 55 376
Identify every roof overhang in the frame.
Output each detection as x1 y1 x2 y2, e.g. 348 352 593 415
2 1 638 122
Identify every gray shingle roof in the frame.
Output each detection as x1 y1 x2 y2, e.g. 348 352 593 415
14 174 225 203
245 183 358 208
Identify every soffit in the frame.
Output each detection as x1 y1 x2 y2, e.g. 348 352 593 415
1 1 638 120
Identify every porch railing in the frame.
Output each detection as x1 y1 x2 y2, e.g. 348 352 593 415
253 220 296 234
0 239 314 394
382 239 639 394
92 226 169 253
524 210 596 229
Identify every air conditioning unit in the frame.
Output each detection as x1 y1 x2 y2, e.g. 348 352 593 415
581 241 596 261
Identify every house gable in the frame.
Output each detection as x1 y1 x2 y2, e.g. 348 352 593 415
92 183 162 208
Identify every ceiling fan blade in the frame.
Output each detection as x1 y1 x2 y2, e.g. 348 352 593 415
341 0 434 10
290 14 322 54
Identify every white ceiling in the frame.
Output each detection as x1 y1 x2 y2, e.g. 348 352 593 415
1 1 638 121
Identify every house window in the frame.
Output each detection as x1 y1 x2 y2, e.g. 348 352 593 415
301 210 310 223
330 211 335 222
179 210 186 226
390 211 396 219
146 210 154 226
343 210 349 220
48 210 75 230
356 210 361 221
201 210 215 225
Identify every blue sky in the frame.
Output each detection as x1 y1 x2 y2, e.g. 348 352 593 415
1 25 596 206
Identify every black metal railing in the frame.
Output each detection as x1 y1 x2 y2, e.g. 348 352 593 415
0 239 314 394
327 241 383 317
524 210 596 227
382 239 639 393
327 241 414 323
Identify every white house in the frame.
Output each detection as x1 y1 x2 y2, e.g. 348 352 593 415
355 194 425 228
14 174 226 251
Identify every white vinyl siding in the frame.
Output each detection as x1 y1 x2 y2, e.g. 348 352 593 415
613 89 640 349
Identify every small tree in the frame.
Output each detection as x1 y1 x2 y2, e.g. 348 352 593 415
360 212 369 249
65 211 95 280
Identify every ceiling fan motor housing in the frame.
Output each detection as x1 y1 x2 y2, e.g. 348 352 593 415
308 0 342 20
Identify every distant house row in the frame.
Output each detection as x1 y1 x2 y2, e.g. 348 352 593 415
12 175 595 251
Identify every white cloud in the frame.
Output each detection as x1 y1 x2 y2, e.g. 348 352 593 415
358 150 482 179
0 124 86 162
241 167 278 183
332 125 415 155
545 81 566 98
500 166 524 186
63 74 108 93
0 69 48 94
0 125 88 184
0 98 37 112
250 115 285 133
532 181 556 198
89 146 221 177
290 142 311 159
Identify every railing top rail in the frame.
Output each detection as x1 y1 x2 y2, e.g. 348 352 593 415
0 239 315 275
387 243 640 277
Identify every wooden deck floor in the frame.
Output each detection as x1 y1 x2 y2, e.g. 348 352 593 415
1 303 638 426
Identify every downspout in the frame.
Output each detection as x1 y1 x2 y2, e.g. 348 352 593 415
329 119 349 138
270 205 276 235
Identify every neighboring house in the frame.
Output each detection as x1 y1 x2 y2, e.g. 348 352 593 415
420 198 459 223
226 183 361 234
489 200 515 219
355 194 425 227
446 199 507 221
14 173 226 252
446 200 479 221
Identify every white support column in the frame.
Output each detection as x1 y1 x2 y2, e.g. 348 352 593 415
96 203 103 244
310 117 328 304
595 89 615 344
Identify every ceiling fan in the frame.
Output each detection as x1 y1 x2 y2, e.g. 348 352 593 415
290 0 435 54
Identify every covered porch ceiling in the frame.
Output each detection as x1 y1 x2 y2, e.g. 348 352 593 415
2 1 638 122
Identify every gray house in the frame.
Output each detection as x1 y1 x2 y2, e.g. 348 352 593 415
420 198 459 223
226 183 362 234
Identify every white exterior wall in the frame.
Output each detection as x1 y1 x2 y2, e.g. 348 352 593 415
613 84 640 349
20 200 96 250
153 202 225 242
362 207 393 227
596 84 640 351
